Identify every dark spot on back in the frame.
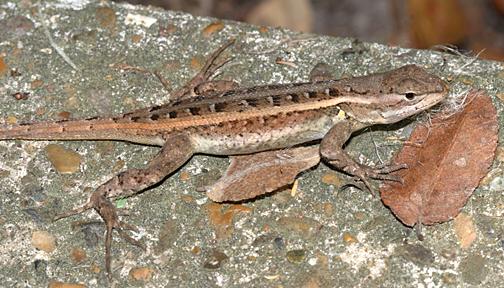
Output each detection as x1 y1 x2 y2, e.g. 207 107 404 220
189 107 201 115
130 116 141 122
290 93 300 103
150 114 160 120
272 95 282 106
329 89 339 96
214 102 227 112
168 111 177 118
149 105 162 112
246 99 258 107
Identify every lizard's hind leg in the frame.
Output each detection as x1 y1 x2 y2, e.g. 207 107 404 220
54 133 194 278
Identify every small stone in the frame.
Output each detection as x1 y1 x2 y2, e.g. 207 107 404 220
0 169 10 178
353 211 366 221
206 203 252 240
6 115 17 124
202 21 224 37
460 254 488 285
90 262 101 274
129 267 154 282
277 216 322 239
154 219 179 254
453 213 477 249
180 195 194 203
179 170 191 181
342 232 358 244
489 175 504 191
0 15 35 39
0 57 8 77
70 247 86 263
203 249 228 269
321 172 343 186
397 244 434 266
442 272 457 284
32 230 56 253
191 246 201 255
45 144 81 174
33 259 47 275
30 79 44 89
95 7 116 31
322 202 333 216
286 249 306 264
131 34 142 43
111 159 125 173
274 237 285 250
440 248 457 259
57 111 71 120
48 281 85 288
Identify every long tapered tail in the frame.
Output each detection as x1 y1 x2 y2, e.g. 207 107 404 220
0 118 118 141
0 117 164 145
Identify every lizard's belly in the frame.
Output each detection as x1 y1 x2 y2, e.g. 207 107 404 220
190 115 337 155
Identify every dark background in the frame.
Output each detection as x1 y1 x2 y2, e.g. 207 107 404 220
114 0 504 61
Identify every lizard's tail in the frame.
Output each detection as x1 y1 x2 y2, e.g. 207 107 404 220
0 118 134 142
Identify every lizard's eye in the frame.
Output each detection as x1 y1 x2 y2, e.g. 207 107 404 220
405 92 416 100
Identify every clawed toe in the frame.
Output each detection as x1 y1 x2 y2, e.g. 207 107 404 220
372 163 408 174
54 191 144 279
339 162 406 196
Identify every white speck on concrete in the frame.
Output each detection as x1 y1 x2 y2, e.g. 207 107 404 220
125 13 157 28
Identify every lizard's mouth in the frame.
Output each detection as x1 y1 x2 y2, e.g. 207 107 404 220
380 91 447 123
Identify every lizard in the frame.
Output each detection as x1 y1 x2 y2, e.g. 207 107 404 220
0 39 448 278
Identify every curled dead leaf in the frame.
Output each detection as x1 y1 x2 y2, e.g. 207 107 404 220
381 91 498 226
207 146 320 202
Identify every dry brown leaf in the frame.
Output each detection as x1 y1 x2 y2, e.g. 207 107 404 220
381 91 498 226
207 146 320 202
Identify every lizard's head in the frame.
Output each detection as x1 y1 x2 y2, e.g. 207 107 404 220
341 65 448 124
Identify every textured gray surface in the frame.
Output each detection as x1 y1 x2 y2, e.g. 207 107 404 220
0 0 503 287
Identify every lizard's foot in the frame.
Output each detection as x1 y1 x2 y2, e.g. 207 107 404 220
335 162 407 196
54 191 145 279
169 39 236 101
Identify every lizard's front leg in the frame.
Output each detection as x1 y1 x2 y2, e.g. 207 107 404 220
55 133 194 278
320 121 406 194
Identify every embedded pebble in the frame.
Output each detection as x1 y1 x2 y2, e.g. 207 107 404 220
48 281 85 288
129 267 154 282
277 216 322 239
397 244 434 266
453 213 477 249
342 232 358 244
45 144 81 174
203 249 228 269
286 249 306 264
31 230 56 253
460 254 488 285
70 247 87 263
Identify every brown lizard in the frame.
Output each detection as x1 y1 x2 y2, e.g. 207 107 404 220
0 40 448 278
